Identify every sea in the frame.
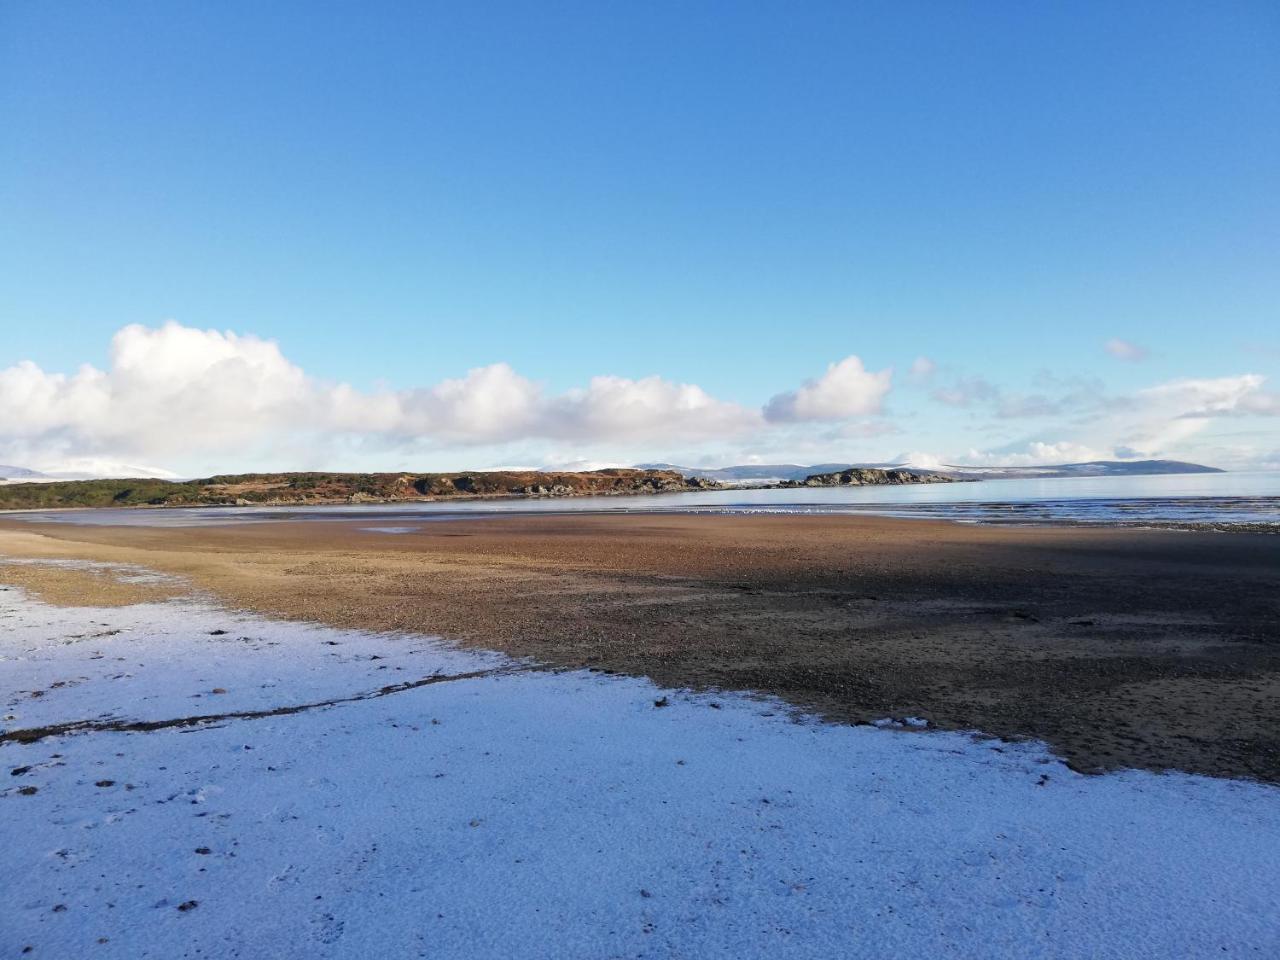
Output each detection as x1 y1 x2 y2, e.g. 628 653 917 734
6 471 1280 530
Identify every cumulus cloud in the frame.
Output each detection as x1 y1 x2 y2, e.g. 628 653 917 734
0 323 312 464
393 363 544 441
1105 338 1149 362
763 356 892 422
0 321 791 474
549 375 758 441
14 321 1271 476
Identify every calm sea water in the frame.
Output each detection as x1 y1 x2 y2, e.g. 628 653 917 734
6 471 1280 529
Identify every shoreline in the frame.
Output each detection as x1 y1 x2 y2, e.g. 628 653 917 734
2 511 1278 782
4 501 1278 535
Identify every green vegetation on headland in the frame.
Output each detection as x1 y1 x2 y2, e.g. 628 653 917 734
0 469 723 510
0 465 961 510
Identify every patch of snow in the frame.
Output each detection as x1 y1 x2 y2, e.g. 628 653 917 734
0 556 188 587
1 584 1277 958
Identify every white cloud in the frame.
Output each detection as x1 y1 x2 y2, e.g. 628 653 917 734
950 374 1280 466
1105 338 1149 362
1138 374 1278 418
40 458 181 480
549 375 760 441
1112 374 1279 458
394 363 543 441
893 442 1108 471
8 322 1274 476
893 450 948 471
0 323 313 465
525 456 632 472
0 321 775 475
764 356 892 422
955 441 1107 468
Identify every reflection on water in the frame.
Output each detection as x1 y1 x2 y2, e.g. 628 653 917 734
6 472 1280 530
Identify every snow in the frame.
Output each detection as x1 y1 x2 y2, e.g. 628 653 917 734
2 570 1278 959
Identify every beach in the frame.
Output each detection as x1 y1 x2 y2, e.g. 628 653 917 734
5 511 1280 957
8 581 1280 959
3 512 1277 782
9 6 1277 954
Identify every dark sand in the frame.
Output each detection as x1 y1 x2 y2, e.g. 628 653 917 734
1 513 1278 781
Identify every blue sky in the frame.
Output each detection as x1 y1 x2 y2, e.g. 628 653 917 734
2 2 1277 476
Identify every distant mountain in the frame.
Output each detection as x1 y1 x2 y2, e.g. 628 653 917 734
0 465 48 480
639 459 1223 484
935 459 1224 480
636 462 847 483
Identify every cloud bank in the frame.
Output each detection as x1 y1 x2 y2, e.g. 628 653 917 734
3 321 1276 476
912 371 1280 469
0 322 894 475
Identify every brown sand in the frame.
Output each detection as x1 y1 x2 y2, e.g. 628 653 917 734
1 513 1278 781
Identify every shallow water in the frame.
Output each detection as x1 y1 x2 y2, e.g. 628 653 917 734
5 471 1280 529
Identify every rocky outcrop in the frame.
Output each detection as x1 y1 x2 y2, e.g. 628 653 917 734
510 471 722 497
784 468 955 488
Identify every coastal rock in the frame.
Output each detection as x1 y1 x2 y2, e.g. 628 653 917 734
788 468 955 488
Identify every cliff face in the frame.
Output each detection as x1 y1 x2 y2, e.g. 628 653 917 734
0 469 721 510
786 468 956 488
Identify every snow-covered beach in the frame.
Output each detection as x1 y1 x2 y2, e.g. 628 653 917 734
3 571 1277 959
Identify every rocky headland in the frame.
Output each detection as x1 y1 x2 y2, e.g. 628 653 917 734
0 464 964 511
0 469 722 510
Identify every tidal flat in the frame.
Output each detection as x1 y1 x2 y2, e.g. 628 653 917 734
2 513 1278 780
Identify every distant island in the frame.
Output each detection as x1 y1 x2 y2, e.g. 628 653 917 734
779 467 957 488
639 459 1224 484
0 464 48 480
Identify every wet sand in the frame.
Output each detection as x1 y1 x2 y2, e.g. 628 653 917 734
1 513 1278 781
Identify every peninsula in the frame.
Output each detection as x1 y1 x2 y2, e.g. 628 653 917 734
0 465 957 511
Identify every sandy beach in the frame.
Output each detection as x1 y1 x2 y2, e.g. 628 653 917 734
3 512 1277 782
